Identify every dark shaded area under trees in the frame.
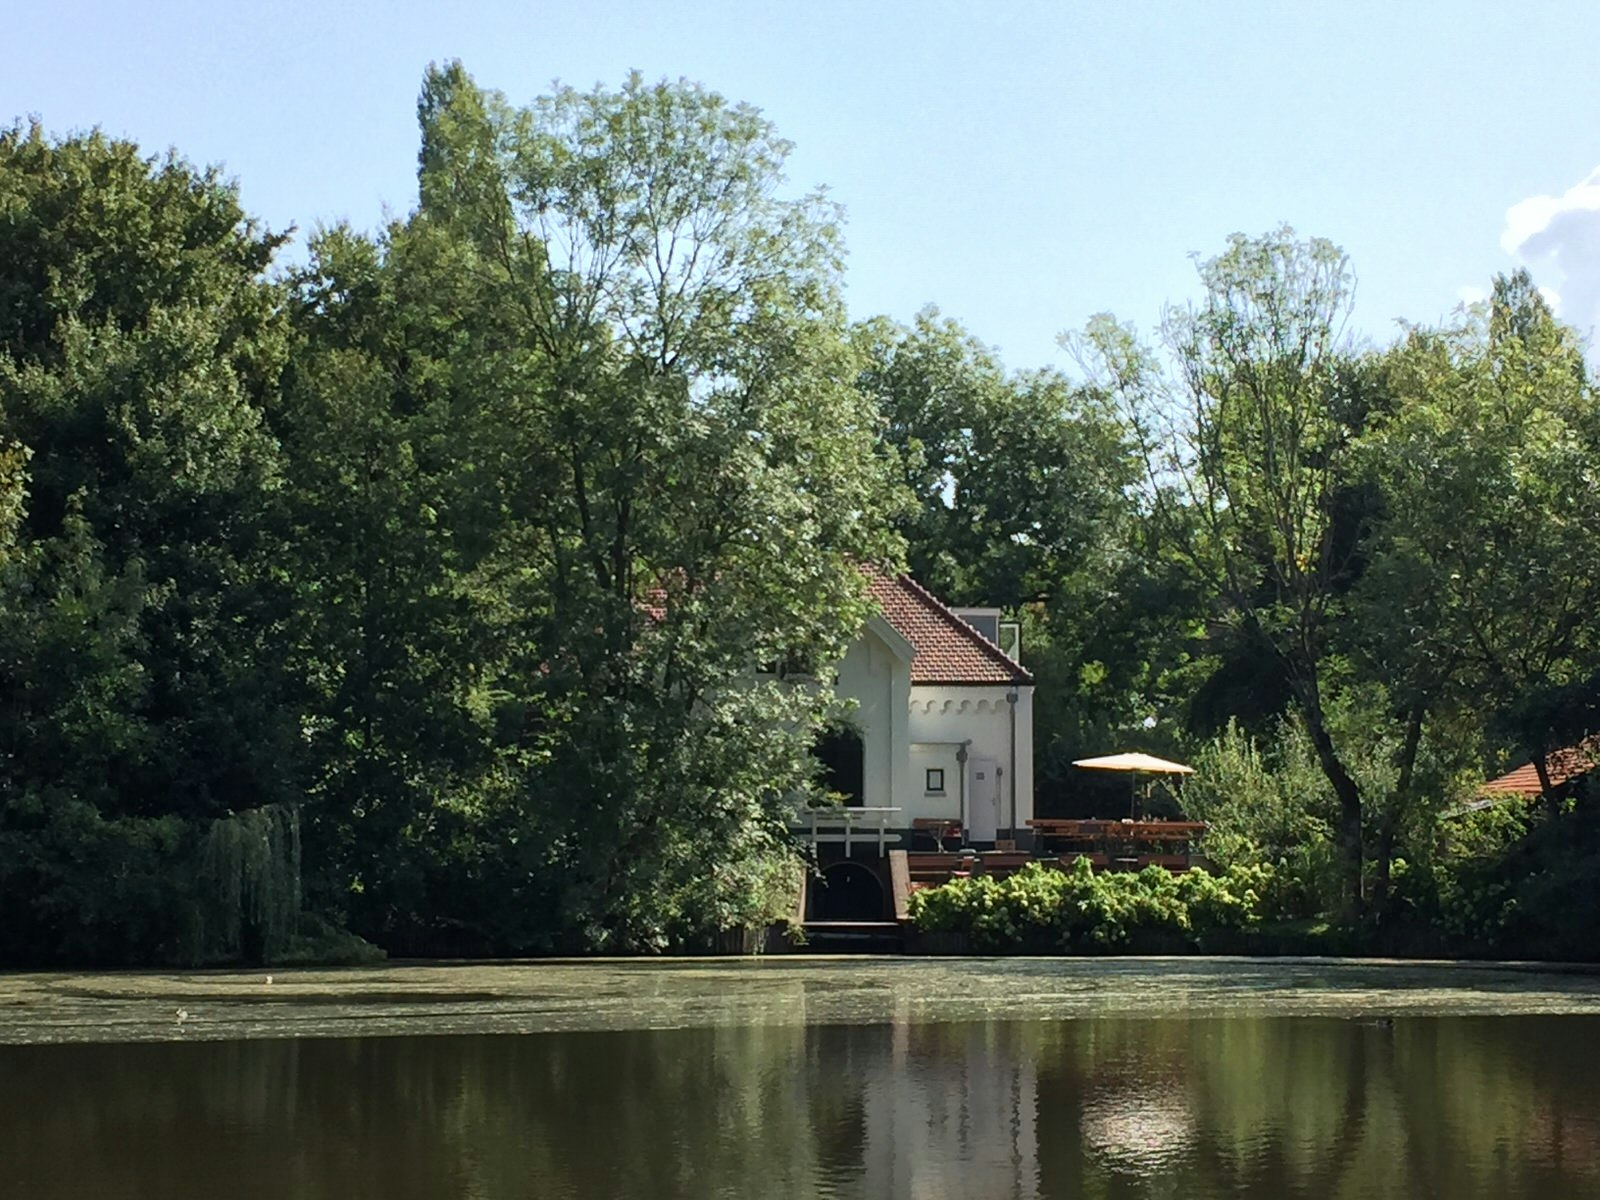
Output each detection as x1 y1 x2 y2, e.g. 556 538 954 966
2 65 1597 965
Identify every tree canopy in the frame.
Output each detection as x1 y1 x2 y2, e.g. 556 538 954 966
2 75 1599 964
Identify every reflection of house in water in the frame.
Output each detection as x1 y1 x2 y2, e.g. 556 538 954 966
836 1021 1042 1200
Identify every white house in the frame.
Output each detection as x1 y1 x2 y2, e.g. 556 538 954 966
811 570 1035 848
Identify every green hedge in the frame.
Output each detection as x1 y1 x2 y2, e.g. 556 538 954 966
906 858 1271 954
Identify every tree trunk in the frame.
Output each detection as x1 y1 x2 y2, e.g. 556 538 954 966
1372 704 1426 919
1531 746 1561 818
1297 684 1365 916
1371 824 1395 920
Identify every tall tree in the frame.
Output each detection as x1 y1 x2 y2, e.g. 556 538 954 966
0 122 295 961
290 65 905 951
0 433 24 567
1074 229 1371 906
275 219 509 943
854 308 1135 607
1362 271 1600 812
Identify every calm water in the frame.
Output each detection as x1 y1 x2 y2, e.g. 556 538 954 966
5 959 1600 1198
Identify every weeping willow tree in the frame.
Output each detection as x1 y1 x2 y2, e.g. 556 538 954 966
198 804 302 962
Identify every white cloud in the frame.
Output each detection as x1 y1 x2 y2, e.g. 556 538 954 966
1501 166 1600 343
1456 284 1488 306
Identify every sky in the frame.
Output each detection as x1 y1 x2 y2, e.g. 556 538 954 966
7 0 1600 367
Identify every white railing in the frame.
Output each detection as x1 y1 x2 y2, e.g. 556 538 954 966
792 806 903 855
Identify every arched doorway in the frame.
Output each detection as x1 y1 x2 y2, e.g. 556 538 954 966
815 723 865 806
812 860 887 920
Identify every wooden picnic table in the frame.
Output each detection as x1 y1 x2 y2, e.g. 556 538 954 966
1026 818 1207 871
1027 818 1206 841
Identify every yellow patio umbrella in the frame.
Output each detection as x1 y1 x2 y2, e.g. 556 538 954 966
1073 752 1194 819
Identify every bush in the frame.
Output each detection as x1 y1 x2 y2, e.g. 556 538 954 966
0 791 204 965
1178 863 1268 934
1412 802 1600 962
1182 718 1348 919
906 858 1269 954
278 913 388 966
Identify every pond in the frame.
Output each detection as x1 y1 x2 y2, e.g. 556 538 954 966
5 958 1600 1198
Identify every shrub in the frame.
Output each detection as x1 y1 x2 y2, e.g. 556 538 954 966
906 858 1270 954
1177 863 1266 934
0 791 204 965
1183 719 1344 918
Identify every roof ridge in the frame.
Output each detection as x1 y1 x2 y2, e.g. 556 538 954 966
882 569 1033 686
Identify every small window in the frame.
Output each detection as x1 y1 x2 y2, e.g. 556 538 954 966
925 768 945 794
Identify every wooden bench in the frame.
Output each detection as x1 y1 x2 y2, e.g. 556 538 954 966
906 852 965 885
904 850 1050 884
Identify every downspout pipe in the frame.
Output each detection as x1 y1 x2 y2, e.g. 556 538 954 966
1006 688 1019 842
956 740 971 846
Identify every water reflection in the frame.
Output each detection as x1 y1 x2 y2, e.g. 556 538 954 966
4 1016 1600 1199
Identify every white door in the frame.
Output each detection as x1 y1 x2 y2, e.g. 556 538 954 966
968 757 1000 842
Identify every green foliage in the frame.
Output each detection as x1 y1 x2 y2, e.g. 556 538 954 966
1183 718 1342 918
0 433 25 566
1395 799 1600 961
5 81 1600 967
0 791 202 964
198 804 303 963
1360 273 1600 802
0 121 308 964
907 859 1266 953
0 121 298 824
277 65 905 954
276 912 388 966
855 308 1135 608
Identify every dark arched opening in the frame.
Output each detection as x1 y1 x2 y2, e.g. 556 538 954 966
816 723 865 806
812 860 887 921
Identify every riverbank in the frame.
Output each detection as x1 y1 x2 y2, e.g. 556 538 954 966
7 956 1600 1045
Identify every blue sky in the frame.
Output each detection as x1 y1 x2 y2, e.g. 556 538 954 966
8 1 1600 366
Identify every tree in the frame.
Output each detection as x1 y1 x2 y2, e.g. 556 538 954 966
0 122 297 961
854 308 1135 607
275 219 512 945
0 433 24 567
1073 229 1372 907
310 64 905 951
1362 271 1600 812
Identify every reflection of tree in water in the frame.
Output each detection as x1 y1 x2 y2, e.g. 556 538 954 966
1027 1015 1600 1199
5 1015 1600 1198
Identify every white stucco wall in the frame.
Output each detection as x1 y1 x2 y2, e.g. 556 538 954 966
832 619 911 809
833 621 1034 839
903 685 1034 837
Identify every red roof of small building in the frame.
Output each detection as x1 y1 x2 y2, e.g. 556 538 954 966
866 570 1033 687
1481 736 1600 795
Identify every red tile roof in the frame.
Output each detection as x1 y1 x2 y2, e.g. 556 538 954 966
1481 736 1600 795
866 570 1033 687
